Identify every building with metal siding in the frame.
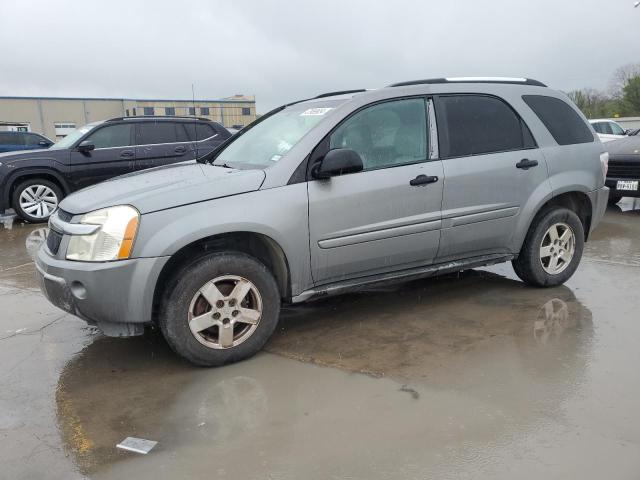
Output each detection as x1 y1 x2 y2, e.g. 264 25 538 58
0 95 256 140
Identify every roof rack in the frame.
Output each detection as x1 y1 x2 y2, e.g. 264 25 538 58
314 89 367 99
106 115 213 122
388 77 547 88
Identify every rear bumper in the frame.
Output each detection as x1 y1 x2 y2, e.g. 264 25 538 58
36 246 170 336
605 178 640 198
587 186 609 235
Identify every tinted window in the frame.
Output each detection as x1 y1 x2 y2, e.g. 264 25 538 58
329 98 428 170
24 134 47 146
137 121 178 145
522 95 593 145
183 122 217 141
86 124 133 148
0 132 18 145
435 95 534 158
591 122 604 134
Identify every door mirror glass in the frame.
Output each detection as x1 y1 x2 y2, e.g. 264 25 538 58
77 140 95 152
313 148 363 179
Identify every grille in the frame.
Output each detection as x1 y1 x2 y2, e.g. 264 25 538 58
608 160 640 179
46 209 72 255
46 229 63 255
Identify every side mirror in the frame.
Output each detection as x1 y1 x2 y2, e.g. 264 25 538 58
38 140 49 146
77 140 95 153
313 148 364 179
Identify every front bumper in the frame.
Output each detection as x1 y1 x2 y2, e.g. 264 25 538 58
605 178 640 198
36 246 169 336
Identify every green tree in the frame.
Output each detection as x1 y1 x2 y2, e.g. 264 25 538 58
621 76 640 115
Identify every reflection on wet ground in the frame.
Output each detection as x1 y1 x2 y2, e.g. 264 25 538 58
1 199 640 479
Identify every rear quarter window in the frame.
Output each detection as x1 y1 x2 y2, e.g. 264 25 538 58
522 95 594 146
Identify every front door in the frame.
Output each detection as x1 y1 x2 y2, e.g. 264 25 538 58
433 94 549 261
68 123 135 190
308 97 444 286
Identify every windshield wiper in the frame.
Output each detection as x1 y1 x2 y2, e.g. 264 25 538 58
211 163 233 168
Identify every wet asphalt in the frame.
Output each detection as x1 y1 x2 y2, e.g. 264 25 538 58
0 199 639 480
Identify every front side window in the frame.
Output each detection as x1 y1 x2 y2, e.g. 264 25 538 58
522 95 593 146
25 134 47 146
86 124 133 149
435 95 534 158
610 122 625 135
329 98 428 170
591 122 605 134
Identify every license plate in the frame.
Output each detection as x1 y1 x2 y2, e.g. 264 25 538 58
616 180 639 191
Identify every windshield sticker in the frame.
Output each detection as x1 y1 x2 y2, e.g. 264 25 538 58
300 107 333 116
269 154 283 162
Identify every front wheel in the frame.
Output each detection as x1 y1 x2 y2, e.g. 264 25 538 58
12 178 62 223
512 207 584 287
159 252 281 366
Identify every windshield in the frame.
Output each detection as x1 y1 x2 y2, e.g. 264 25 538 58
213 101 343 168
49 123 99 150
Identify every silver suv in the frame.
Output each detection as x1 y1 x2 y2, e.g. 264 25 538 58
37 77 609 366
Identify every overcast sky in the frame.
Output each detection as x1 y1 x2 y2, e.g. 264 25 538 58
1 0 639 113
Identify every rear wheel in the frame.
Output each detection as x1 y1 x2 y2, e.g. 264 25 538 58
159 252 281 366
12 178 62 223
512 207 584 287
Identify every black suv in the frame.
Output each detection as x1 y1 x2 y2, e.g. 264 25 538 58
0 117 230 222
605 134 640 204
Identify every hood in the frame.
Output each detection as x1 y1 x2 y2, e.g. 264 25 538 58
0 149 58 164
605 136 640 158
59 161 266 215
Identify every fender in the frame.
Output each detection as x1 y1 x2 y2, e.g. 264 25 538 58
2 165 71 207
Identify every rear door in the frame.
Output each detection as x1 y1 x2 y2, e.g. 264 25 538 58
68 123 135 190
433 94 547 261
308 97 444 285
135 121 195 170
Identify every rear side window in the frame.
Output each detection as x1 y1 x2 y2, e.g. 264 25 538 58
434 95 535 158
183 122 217 141
522 95 593 145
0 132 20 145
137 121 178 145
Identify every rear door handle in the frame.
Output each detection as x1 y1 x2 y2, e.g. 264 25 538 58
410 174 439 186
516 158 538 170
175 146 187 154
120 150 134 158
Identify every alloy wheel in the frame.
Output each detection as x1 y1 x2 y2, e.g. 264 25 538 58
539 222 575 275
19 185 58 219
188 275 263 349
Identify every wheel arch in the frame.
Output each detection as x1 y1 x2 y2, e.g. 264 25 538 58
517 190 593 254
151 231 291 323
6 168 70 207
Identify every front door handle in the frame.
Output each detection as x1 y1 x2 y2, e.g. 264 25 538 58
410 174 439 186
120 150 134 158
516 158 538 170
175 146 187 154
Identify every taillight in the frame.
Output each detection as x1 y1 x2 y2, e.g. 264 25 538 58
600 152 609 180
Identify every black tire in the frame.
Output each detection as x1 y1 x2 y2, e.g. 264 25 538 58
11 178 63 223
608 195 622 205
512 207 584 288
159 252 281 367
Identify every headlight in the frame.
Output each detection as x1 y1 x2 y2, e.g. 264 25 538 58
66 205 139 261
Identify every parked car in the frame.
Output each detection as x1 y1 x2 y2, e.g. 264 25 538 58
0 116 231 222
37 77 609 366
0 131 53 153
603 135 640 203
589 119 628 142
